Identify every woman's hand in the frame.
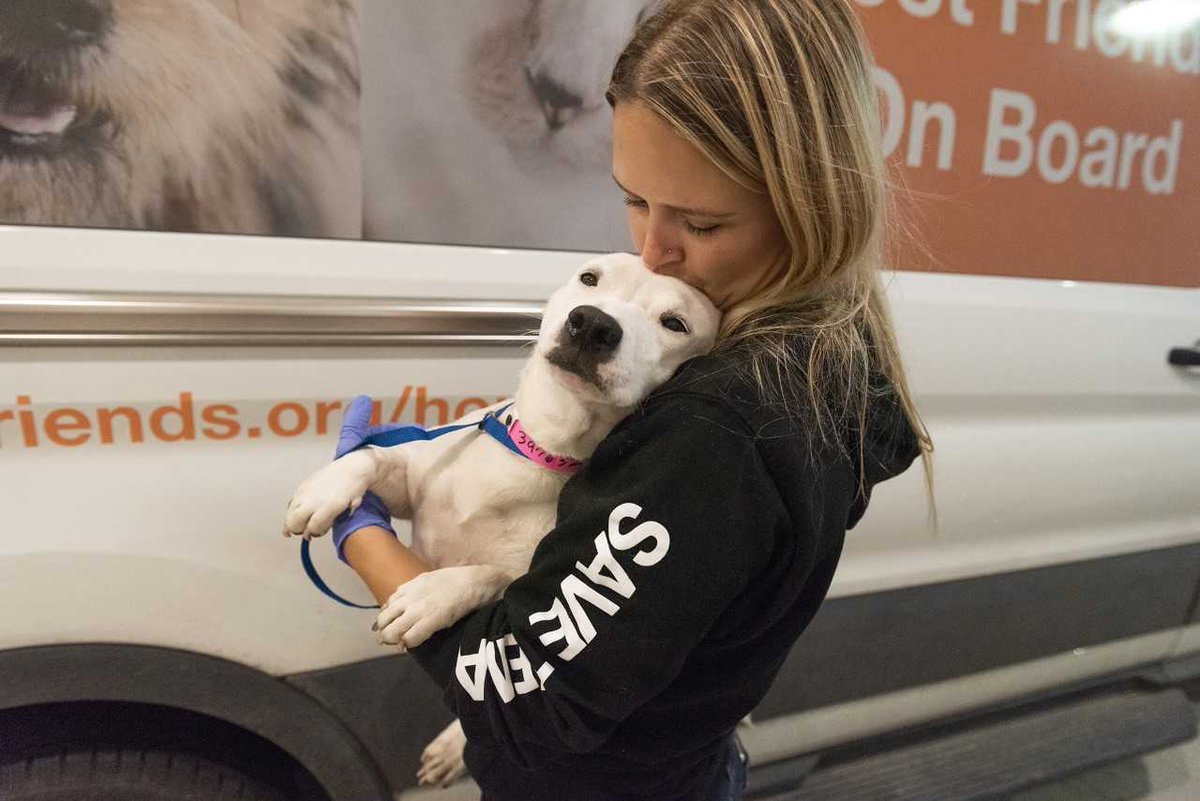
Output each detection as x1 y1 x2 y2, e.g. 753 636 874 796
328 395 400 561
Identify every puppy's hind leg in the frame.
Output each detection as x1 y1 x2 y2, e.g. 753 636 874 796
417 718 468 788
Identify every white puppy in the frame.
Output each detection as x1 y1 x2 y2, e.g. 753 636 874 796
284 252 720 786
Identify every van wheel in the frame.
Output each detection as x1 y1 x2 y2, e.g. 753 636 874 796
0 747 290 800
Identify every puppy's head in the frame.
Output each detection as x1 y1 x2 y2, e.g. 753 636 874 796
537 252 720 408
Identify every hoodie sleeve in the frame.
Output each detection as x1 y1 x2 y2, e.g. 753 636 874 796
406 393 787 770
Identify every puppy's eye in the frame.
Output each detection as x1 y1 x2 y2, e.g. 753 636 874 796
580 271 599 287
661 316 688 334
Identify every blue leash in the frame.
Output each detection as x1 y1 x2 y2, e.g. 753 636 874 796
300 404 519 609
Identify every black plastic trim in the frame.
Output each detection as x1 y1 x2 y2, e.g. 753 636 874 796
759 542 1200 717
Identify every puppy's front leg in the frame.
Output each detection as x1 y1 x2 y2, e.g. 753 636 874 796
284 447 400 539
375 565 517 650
362 444 413 520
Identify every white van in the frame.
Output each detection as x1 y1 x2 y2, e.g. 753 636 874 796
2 224 1198 801
1 0 1198 799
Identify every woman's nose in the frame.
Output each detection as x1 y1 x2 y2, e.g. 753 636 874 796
639 230 682 274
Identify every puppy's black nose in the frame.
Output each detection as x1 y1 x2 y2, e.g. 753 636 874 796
524 65 583 131
0 0 111 52
566 306 622 354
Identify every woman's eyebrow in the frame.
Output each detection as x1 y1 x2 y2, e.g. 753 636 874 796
611 174 736 219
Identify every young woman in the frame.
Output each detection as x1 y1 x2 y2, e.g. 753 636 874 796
337 1 934 798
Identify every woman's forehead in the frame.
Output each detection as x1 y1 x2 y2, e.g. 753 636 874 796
611 100 747 213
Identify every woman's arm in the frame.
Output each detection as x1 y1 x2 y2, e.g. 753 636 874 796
341 526 432 605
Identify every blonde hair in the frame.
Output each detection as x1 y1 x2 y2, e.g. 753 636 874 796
607 0 938 532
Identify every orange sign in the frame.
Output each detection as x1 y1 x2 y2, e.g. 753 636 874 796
857 0 1198 286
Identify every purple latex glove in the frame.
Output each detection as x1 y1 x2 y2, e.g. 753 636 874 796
331 395 399 563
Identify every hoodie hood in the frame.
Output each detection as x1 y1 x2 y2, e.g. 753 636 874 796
843 369 921 530
661 333 921 532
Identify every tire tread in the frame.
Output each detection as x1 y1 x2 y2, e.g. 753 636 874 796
1 747 288 800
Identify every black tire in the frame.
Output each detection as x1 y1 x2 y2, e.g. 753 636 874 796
0 747 290 801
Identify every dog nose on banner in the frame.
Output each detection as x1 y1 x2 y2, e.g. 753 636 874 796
524 65 583 131
566 305 623 354
0 0 112 52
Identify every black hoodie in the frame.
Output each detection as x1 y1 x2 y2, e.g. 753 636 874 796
409 340 922 800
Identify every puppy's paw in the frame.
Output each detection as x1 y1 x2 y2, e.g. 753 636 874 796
282 451 374 539
418 719 468 788
375 566 512 649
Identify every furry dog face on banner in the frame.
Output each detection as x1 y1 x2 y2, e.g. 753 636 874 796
0 0 362 236
464 0 658 175
538 252 720 408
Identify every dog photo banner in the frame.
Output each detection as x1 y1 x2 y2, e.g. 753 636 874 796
0 1 1194 287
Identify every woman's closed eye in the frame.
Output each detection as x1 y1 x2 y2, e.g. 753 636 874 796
684 219 719 236
623 194 721 237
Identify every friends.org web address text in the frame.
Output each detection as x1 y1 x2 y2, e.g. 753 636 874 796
0 386 508 449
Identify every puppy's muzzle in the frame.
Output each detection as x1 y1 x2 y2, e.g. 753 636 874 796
0 0 111 56
566 305 622 355
546 305 623 390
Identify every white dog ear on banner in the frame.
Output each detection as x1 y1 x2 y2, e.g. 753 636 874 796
359 2 646 250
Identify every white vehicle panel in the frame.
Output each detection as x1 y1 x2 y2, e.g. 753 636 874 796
1 227 1197 676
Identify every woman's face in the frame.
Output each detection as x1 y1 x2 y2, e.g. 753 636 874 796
611 99 790 311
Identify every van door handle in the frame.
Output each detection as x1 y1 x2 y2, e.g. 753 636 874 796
1169 346 1200 367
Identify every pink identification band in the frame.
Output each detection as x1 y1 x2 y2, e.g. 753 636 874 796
507 418 584 476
